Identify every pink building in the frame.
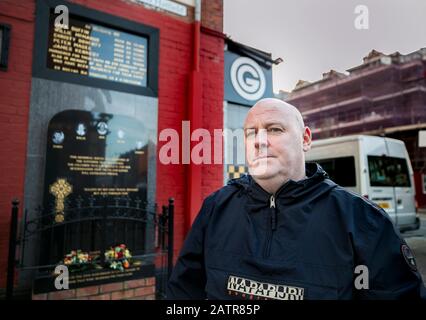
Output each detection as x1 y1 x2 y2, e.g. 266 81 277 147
286 49 426 208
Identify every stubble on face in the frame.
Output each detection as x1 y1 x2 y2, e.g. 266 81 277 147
244 98 307 189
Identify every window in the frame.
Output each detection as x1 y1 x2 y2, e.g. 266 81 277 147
0 24 11 71
367 156 411 187
312 156 356 187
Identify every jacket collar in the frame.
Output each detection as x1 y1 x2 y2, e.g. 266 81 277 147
228 162 334 207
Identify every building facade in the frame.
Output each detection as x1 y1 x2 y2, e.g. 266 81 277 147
286 49 426 208
0 0 224 298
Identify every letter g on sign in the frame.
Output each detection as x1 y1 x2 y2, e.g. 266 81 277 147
230 57 266 101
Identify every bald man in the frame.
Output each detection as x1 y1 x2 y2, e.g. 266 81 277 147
167 98 426 300
243 98 311 194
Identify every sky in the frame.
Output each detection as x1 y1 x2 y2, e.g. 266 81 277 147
224 0 426 93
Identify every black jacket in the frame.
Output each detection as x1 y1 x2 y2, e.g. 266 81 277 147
167 163 426 299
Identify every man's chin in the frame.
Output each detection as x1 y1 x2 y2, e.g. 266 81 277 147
248 166 277 179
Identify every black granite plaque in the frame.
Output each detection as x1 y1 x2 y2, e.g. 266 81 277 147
44 110 148 219
33 263 155 294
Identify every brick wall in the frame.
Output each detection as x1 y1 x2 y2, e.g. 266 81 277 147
32 277 155 300
0 0 224 290
202 0 223 32
200 30 224 204
0 0 35 290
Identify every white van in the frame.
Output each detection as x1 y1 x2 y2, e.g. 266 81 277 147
306 135 420 232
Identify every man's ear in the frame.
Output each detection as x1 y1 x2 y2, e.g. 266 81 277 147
302 126 312 152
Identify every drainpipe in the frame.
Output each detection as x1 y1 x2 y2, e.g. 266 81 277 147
193 0 201 72
185 0 203 233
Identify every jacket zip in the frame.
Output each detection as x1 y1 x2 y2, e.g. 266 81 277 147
263 195 277 258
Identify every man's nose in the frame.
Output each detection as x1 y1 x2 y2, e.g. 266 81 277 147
254 130 268 149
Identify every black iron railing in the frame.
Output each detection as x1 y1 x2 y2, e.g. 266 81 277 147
5 197 175 300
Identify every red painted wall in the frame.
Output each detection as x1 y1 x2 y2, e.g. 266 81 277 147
0 0 224 289
414 172 426 209
0 0 35 290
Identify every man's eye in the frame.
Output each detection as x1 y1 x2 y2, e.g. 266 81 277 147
245 130 256 137
268 127 283 133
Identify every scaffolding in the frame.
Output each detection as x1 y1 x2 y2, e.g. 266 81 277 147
286 49 426 171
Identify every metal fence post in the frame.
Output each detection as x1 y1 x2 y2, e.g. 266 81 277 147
160 205 167 250
167 198 174 280
100 197 107 267
6 199 19 300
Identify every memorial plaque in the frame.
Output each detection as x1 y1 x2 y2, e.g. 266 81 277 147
33 263 155 294
47 13 148 87
44 110 148 217
33 0 159 96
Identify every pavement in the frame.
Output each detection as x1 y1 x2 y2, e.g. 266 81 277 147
402 213 426 283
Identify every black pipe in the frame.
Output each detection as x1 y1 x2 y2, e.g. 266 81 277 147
6 199 19 300
167 198 174 280
160 205 167 250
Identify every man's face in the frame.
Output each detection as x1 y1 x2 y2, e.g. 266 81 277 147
244 104 310 181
